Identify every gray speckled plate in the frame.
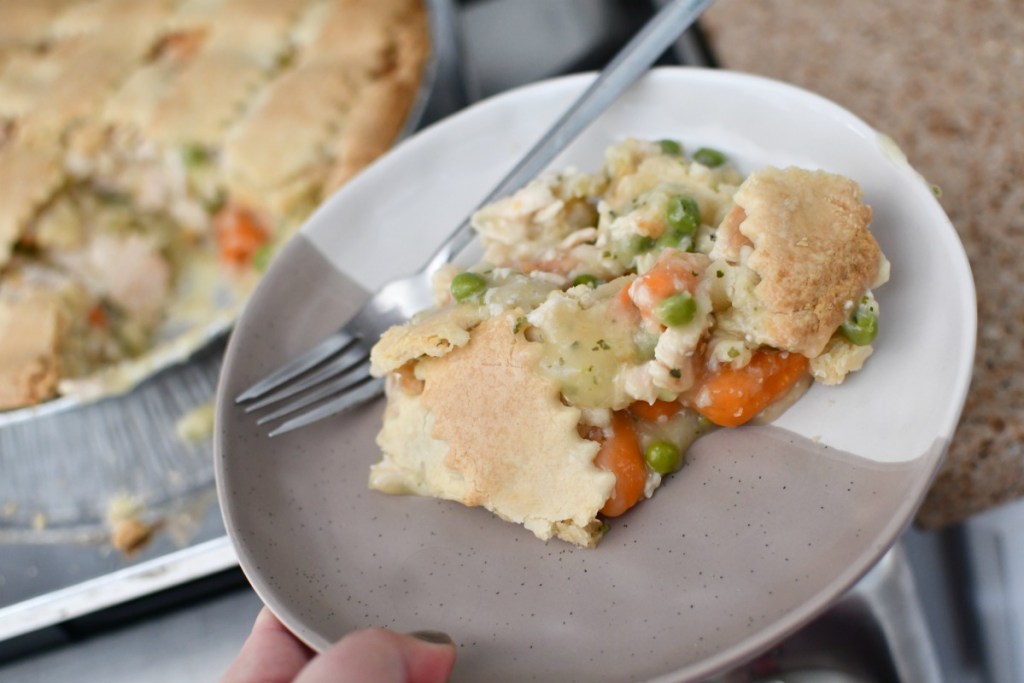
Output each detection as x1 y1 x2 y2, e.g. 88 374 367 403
214 68 975 682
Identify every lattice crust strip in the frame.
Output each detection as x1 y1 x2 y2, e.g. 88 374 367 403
222 64 356 216
0 54 59 122
144 0 309 146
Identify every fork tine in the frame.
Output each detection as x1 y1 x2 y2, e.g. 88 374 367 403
267 376 385 437
254 360 373 425
236 330 355 403
242 341 370 412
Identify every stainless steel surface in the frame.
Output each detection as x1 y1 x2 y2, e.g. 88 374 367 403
0 341 221 535
959 501 1024 683
0 577 262 683
235 0 715 437
0 486 231 641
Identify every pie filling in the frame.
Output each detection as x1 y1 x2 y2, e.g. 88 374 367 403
369 138 890 547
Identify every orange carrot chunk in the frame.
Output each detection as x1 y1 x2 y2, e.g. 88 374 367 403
690 349 809 427
594 411 647 517
628 398 683 422
625 250 704 323
86 303 108 329
214 205 269 267
156 29 208 62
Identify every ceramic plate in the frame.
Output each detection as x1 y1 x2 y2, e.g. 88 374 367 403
215 67 975 682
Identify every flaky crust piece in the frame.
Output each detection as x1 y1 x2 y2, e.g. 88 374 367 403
372 313 615 547
725 167 882 357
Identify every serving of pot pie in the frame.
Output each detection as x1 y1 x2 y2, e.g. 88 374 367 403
368 139 890 548
0 0 430 410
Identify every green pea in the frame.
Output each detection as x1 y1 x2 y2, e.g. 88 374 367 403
450 272 487 302
657 292 697 327
572 274 600 288
203 191 226 213
841 297 878 345
693 147 727 168
657 231 696 253
656 230 682 249
628 234 656 254
645 440 682 475
658 139 683 156
96 188 131 206
666 196 700 237
180 143 208 169
252 243 274 271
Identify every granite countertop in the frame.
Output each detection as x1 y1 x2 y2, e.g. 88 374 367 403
700 0 1023 527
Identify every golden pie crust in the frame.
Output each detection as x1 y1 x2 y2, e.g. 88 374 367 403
0 0 431 409
712 167 884 357
371 314 615 548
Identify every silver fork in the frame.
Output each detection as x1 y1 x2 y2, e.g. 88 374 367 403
236 0 715 436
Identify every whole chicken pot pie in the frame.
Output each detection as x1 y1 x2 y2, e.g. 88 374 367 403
369 139 890 548
0 0 429 410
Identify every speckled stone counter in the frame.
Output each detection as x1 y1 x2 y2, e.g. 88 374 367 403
700 0 1024 527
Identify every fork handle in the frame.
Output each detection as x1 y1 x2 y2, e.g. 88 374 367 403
423 0 716 275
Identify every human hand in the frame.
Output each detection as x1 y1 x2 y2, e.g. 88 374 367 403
222 607 456 683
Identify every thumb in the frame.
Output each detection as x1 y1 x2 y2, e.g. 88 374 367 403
295 628 456 683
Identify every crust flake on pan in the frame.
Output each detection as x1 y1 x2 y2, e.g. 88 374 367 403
370 304 489 377
375 314 615 547
721 167 881 357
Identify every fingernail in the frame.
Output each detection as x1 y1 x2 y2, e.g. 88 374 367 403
409 630 454 645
